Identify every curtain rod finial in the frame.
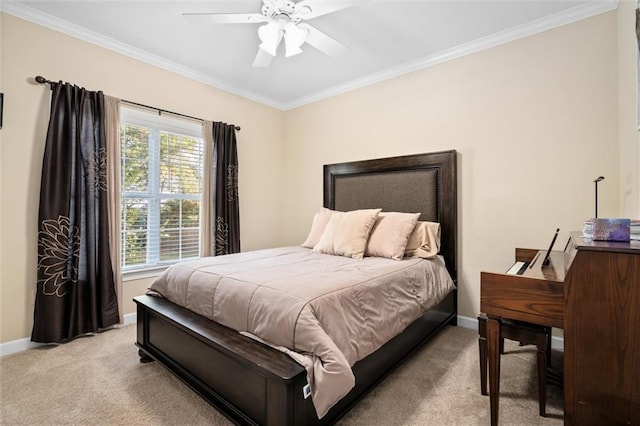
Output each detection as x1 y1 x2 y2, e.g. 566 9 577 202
35 76 48 84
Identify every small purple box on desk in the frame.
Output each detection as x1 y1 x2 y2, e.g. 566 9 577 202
583 218 631 242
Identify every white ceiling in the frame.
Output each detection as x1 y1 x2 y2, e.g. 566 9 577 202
3 0 617 110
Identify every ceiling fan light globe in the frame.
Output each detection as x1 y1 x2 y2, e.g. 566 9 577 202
285 45 303 57
283 22 306 57
258 22 283 56
258 22 278 42
259 42 278 57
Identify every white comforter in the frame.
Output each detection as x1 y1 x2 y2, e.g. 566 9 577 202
148 246 455 418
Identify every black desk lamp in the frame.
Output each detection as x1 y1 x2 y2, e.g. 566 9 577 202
594 176 604 218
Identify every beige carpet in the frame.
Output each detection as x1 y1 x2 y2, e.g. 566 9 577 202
0 324 563 425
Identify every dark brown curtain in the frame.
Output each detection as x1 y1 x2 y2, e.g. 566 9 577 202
636 3 640 53
213 122 240 255
32 82 119 343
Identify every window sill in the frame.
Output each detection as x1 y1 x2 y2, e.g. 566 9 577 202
122 266 167 282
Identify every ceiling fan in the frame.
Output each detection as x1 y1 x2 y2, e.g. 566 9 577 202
183 1 360 67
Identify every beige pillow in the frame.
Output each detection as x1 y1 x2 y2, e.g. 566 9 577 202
313 209 381 259
405 221 441 258
365 212 420 260
301 207 338 248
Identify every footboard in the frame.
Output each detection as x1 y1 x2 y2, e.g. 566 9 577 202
135 294 307 425
135 289 456 425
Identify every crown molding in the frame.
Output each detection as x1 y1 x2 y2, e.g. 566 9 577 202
2 0 618 111
282 0 619 110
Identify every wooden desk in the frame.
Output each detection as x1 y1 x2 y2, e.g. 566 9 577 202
480 233 640 425
480 249 564 426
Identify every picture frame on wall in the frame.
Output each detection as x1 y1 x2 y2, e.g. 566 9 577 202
0 93 3 129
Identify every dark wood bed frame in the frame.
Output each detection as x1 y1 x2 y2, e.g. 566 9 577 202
135 150 458 425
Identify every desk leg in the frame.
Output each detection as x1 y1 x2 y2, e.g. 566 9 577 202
478 315 488 396
487 317 501 426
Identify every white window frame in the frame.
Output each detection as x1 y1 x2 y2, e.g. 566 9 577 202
120 107 204 274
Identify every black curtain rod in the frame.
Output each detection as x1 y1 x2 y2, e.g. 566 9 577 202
34 75 241 131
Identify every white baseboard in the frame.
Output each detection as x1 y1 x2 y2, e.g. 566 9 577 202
2 312 563 357
456 314 479 331
456 315 564 351
0 337 44 357
1 312 138 357
123 312 137 325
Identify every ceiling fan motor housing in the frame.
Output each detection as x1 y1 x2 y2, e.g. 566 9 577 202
262 1 309 24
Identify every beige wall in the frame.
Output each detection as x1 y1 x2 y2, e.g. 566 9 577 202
1 7 633 343
281 12 620 320
619 0 640 218
0 14 285 343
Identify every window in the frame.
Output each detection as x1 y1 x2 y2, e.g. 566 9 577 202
120 107 203 271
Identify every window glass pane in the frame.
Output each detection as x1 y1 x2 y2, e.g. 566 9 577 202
160 199 181 229
121 124 149 192
122 230 148 267
182 200 200 228
181 136 203 195
122 198 148 268
158 199 200 263
181 199 200 259
182 200 200 259
181 227 200 259
123 198 148 230
159 132 175 193
160 131 202 195
160 230 180 262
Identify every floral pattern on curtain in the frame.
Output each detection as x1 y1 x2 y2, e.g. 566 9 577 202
31 82 119 343
213 122 240 255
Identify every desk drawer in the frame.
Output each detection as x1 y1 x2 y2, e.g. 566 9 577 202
480 272 563 328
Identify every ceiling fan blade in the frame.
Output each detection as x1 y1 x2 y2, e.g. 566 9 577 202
298 23 348 57
182 13 268 24
253 48 275 67
294 1 363 20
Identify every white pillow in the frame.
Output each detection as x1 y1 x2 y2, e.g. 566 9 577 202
365 212 420 260
405 221 441 258
313 209 381 259
301 207 338 248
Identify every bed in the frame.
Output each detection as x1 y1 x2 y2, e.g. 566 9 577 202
134 149 458 425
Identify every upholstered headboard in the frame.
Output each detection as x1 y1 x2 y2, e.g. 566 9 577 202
323 150 457 282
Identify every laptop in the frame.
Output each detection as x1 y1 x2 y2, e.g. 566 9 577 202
506 228 559 275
